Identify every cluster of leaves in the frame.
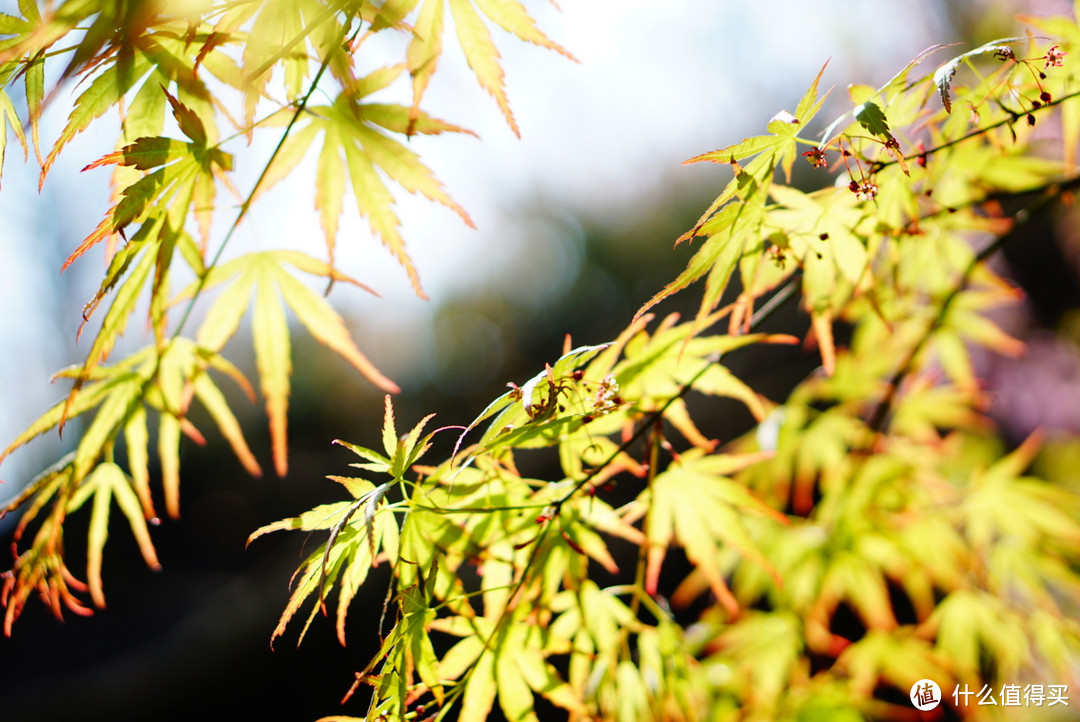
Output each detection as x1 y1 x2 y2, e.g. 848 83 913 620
0 0 568 633
253 18 1080 722
4 2 1080 722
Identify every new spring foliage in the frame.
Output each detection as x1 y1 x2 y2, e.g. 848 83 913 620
2 2 1080 721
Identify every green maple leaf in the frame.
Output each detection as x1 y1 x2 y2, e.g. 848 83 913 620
642 449 787 616
641 64 830 324
65 462 161 608
223 0 358 128
0 1 46 164
3 338 261 517
448 344 608 472
259 71 475 296
38 20 231 187
933 37 1028 113
0 72 28 185
176 251 398 477
376 0 575 137
56 119 228 424
334 395 436 482
611 313 794 422
70 125 233 272
433 612 585 722
248 488 399 647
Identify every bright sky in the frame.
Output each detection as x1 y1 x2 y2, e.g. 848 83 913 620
0 0 961 493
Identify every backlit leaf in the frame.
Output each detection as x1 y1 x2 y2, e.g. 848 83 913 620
644 449 786 614
253 277 292 477
177 252 397 475
933 37 1028 113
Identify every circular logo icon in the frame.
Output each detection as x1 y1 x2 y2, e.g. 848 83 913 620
910 679 942 711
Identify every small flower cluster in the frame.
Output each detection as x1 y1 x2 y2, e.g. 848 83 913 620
848 179 877 201
767 244 787 268
1025 45 1067 123
806 137 879 202
593 375 621 413
801 146 828 168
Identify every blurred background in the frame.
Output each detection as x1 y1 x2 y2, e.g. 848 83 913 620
2 1 1080 719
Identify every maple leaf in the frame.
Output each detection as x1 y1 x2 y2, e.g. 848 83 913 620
0 61 29 185
640 449 787 615
176 251 397 476
933 37 1028 113
0 335 264 628
65 462 162 608
39 20 230 188
218 0 355 129
247 400 442 646
3 338 261 517
71 127 233 272
611 313 795 420
449 344 609 472
377 0 575 137
249 496 400 647
258 74 475 296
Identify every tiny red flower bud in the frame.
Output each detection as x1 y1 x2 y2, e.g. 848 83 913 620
819 233 829 241
1027 114 1036 126
914 142 927 168
1040 91 1052 103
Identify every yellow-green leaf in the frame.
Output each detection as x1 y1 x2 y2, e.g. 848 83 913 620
274 269 399 393
253 278 292 477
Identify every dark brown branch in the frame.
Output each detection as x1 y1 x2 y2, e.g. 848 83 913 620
864 183 1070 437
875 88 1080 171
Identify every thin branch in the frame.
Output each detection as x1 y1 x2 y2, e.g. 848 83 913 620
875 88 1080 171
553 277 801 512
169 11 365 342
864 184 1068 437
